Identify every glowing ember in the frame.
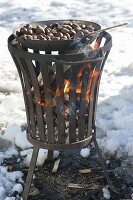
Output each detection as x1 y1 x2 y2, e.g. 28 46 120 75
55 87 61 97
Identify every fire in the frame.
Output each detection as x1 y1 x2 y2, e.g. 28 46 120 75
63 64 94 97
34 97 49 107
34 97 56 107
31 66 100 108
76 82 82 94
63 79 82 94
89 39 100 50
85 70 100 101
62 64 100 102
31 39 101 107
64 79 70 94
55 87 61 97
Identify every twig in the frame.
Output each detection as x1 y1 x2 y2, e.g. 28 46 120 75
79 168 91 174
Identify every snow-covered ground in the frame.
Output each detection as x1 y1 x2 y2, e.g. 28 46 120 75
0 0 133 199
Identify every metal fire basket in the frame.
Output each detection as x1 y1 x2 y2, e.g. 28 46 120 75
8 20 115 199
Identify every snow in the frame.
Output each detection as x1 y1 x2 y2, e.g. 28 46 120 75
80 147 91 158
0 0 133 199
23 148 59 167
1 124 33 150
0 146 18 165
0 166 23 199
102 187 111 199
23 149 47 167
0 187 6 200
6 171 23 183
12 184 23 194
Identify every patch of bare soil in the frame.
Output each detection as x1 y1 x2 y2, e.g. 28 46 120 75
20 149 133 200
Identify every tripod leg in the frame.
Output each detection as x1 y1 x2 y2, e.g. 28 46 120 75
23 146 39 200
47 150 54 161
94 138 118 193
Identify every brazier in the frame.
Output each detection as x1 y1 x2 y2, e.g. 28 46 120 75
8 20 115 199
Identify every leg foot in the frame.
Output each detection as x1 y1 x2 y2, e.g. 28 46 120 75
23 146 39 200
47 150 53 161
94 138 118 193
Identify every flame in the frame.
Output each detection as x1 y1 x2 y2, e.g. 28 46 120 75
34 97 50 107
31 64 100 108
63 64 92 95
89 39 100 50
63 65 100 102
76 81 82 94
76 67 83 94
63 79 82 94
29 39 100 107
64 79 70 94
85 70 100 101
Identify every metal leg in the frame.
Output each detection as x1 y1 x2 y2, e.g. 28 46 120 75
47 150 53 161
23 146 39 200
94 138 118 193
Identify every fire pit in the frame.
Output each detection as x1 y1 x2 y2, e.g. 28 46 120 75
8 20 115 199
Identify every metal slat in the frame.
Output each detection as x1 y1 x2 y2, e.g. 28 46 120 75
19 58 37 138
92 60 103 128
88 51 107 133
78 66 90 140
69 66 77 143
33 50 40 76
69 89 77 143
11 55 30 131
56 62 65 144
87 99 94 137
87 63 101 137
40 60 54 143
45 51 55 147
13 56 36 138
25 59 45 141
